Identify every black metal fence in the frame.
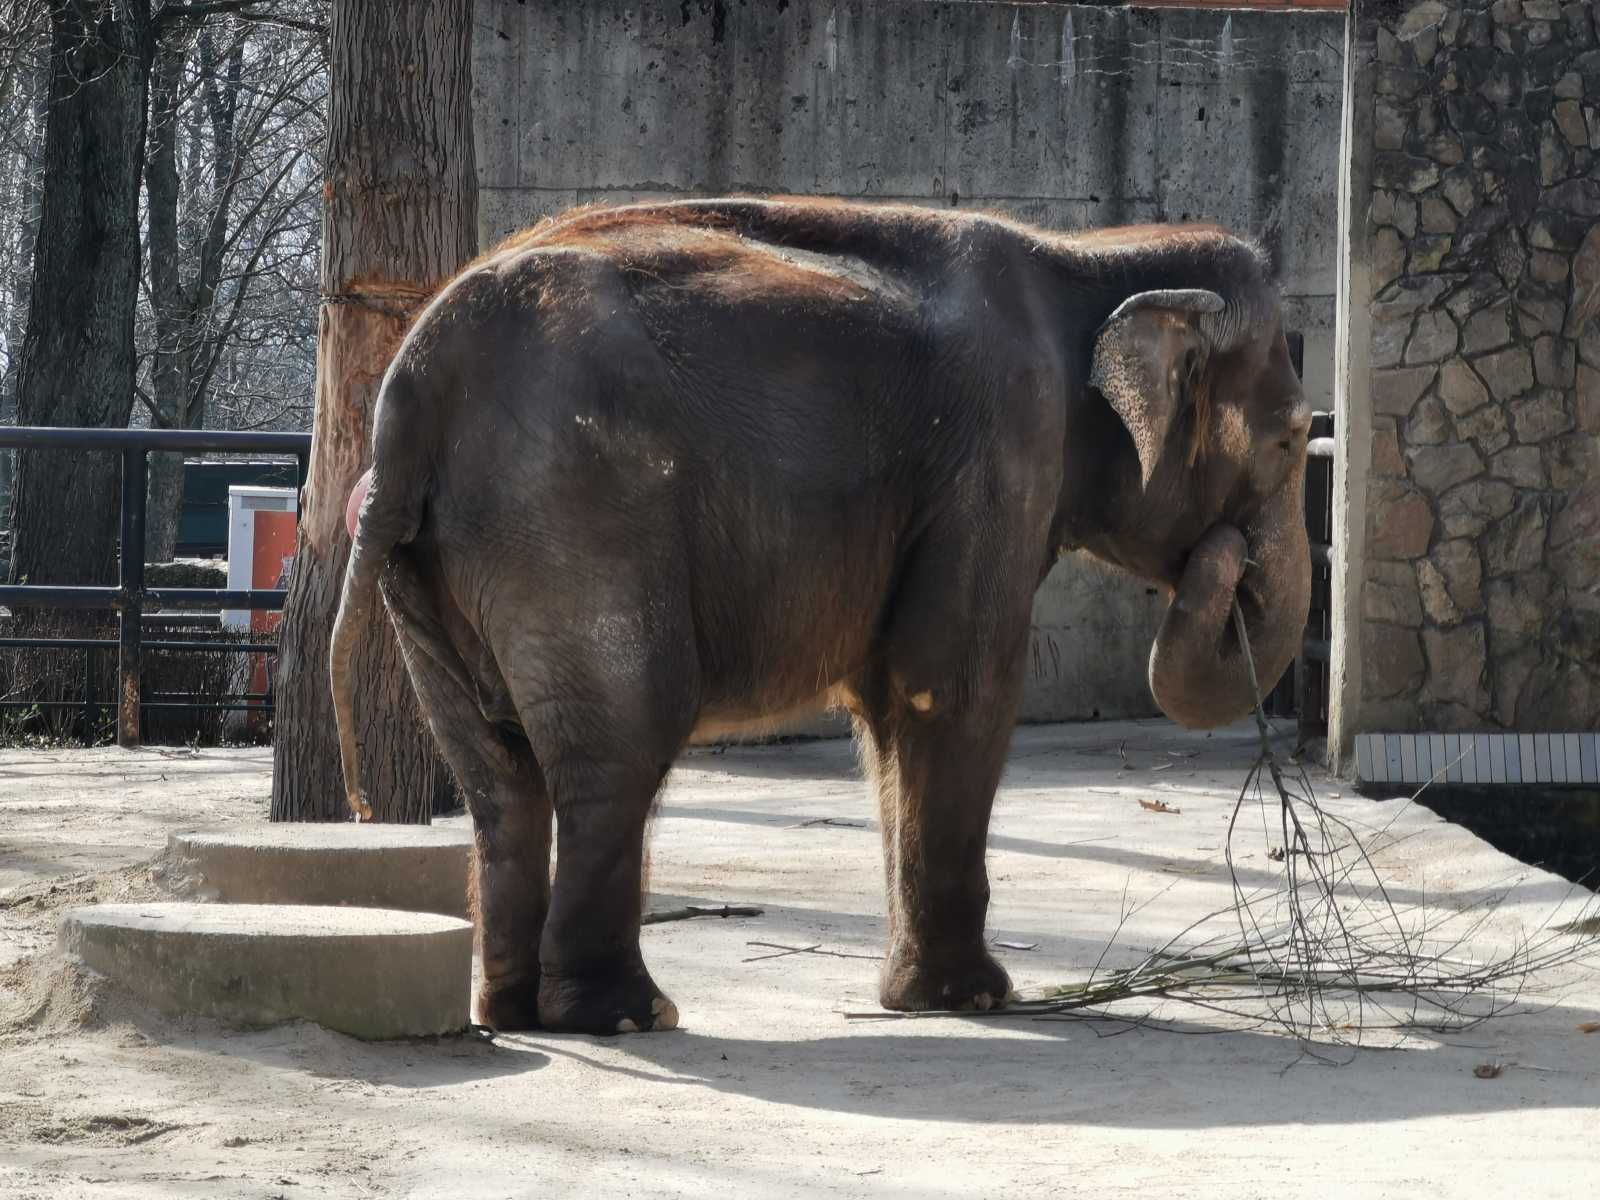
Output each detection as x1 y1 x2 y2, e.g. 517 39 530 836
0 427 310 748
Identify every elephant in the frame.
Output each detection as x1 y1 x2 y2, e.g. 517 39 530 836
331 198 1312 1035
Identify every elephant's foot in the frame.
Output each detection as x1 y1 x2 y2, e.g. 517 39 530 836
538 965 679 1035
476 967 543 1032
879 947 1014 1013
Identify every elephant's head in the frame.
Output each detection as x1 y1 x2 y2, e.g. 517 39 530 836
1084 250 1312 730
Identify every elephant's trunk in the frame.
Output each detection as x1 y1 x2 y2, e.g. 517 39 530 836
1148 492 1311 730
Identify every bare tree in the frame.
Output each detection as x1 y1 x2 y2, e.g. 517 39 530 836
271 0 475 823
4 0 325 593
140 12 325 559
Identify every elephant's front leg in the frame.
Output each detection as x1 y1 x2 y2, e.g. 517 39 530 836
862 697 1018 1012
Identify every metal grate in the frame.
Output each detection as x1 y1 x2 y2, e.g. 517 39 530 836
1355 732 1600 786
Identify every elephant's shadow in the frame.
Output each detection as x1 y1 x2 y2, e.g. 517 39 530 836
482 996 1600 1130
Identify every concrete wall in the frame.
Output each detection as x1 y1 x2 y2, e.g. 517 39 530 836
470 0 1345 724
1330 0 1600 766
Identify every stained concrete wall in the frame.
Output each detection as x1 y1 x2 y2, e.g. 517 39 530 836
470 0 1345 723
1330 0 1600 766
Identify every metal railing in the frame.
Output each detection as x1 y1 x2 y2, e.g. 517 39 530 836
0 426 310 748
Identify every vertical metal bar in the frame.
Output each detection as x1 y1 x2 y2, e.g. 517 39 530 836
82 645 95 742
117 448 147 749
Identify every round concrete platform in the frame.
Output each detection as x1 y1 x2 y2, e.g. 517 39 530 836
166 824 471 917
60 903 472 1039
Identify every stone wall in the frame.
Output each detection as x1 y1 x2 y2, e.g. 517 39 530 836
1332 0 1600 757
472 0 1345 724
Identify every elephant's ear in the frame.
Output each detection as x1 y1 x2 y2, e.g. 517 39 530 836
1089 289 1226 487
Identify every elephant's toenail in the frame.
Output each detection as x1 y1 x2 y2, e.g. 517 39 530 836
652 997 680 1030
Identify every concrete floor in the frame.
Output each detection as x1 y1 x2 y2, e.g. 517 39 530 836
1 719 1597 1198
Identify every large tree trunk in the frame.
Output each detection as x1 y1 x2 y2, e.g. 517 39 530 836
271 0 476 822
7 0 154 589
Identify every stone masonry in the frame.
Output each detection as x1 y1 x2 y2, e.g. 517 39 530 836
1355 0 1600 735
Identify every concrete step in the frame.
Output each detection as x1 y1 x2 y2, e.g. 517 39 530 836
60 902 472 1039
165 824 472 917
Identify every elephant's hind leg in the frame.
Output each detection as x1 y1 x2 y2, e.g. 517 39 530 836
382 554 553 1032
487 580 700 1034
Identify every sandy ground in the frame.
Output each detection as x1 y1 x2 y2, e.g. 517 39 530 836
1 720 1597 1199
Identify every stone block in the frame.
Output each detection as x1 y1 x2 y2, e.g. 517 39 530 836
1518 292 1567 336
1491 444 1546 486
1545 177 1600 215
1578 363 1600 430
1533 335 1577 386
1530 208 1590 251
1421 197 1459 234
1445 272 1500 320
1493 226 1529 286
1373 309 1412 369
1399 0 1448 39
1374 152 1440 193
1375 101 1408 151
1405 395 1453 445
1410 236 1454 274
1511 387 1574 441
1485 574 1553 638
1372 422 1407 476
1367 480 1436 560
1441 166 1478 216
1364 560 1424 626
1545 430 1600 490
1549 479 1600 593
1483 496 1548 576
1530 248 1570 284
1373 365 1437 416
59 903 473 1040
1422 623 1489 712
1433 538 1485 611
1406 441 1484 492
163 825 473 918
1423 132 1463 164
1555 99 1590 146
1438 357 1490 413
1362 623 1426 700
1406 309 1459 363
1439 476 1517 536
1416 558 1461 624
1567 224 1600 335
1374 228 1407 294
1539 129 1571 186
1472 344 1536 399
1463 300 1514 353
1455 402 1511 454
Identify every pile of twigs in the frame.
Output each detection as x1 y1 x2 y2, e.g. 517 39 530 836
855 602 1600 1054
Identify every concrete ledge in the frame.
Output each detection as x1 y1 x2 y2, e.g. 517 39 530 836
59 903 472 1039
166 825 471 917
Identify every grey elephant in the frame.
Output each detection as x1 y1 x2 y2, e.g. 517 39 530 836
331 198 1311 1035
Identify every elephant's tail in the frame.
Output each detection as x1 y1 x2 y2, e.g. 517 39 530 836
330 365 429 822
